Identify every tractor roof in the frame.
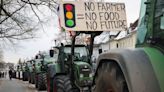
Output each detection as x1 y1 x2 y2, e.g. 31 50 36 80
65 44 86 47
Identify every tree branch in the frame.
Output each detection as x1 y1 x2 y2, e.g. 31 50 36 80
21 0 43 5
0 4 26 24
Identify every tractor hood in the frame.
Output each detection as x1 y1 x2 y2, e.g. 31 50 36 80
74 61 93 87
44 57 57 64
74 62 92 73
74 61 92 73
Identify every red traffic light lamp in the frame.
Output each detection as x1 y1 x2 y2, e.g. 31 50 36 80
63 4 76 28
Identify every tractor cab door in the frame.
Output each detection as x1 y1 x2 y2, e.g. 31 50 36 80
153 0 164 48
137 0 164 50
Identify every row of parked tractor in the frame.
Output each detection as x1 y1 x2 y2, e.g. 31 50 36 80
13 0 164 91
15 43 94 92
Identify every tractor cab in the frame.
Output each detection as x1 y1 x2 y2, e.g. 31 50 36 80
22 62 28 72
26 60 33 72
137 0 164 50
154 0 164 47
43 51 58 65
64 45 89 62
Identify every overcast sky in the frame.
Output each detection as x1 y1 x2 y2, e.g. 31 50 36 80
4 0 141 64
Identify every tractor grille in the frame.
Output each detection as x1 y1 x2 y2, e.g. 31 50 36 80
79 66 91 77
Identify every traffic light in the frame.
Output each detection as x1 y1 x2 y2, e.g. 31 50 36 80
63 4 76 28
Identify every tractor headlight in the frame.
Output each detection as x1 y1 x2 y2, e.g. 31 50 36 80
64 58 67 61
89 73 93 77
80 74 84 78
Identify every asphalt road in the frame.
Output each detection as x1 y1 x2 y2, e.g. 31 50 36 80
0 78 46 92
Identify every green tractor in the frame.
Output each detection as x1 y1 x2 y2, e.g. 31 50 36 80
47 44 93 92
33 52 48 90
27 59 36 84
31 50 58 91
92 0 164 92
16 63 24 80
16 64 21 79
22 62 29 81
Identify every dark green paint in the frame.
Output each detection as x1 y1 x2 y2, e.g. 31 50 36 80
143 47 164 92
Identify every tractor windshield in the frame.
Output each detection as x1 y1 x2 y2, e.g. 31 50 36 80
64 46 88 57
74 47 88 57
27 61 32 67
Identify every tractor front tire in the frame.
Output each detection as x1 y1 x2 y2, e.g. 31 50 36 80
95 62 129 92
53 75 73 92
37 73 47 91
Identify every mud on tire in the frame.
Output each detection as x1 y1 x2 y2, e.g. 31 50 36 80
37 73 47 91
53 75 73 92
35 74 38 88
95 62 129 92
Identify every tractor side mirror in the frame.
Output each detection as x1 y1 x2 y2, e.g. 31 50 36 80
99 49 102 54
161 16 164 29
160 12 164 29
49 49 54 57
144 1 151 15
35 55 38 59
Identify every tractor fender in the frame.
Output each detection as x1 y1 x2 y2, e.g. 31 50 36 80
47 64 56 78
94 48 160 92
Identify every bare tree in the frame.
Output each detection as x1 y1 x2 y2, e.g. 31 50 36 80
0 49 3 62
0 49 5 70
0 62 5 69
0 0 59 46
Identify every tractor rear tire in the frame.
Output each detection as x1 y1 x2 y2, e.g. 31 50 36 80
25 72 28 81
28 73 32 83
48 78 53 92
53 75 73 92
22 72 25 81
37 73 47 91
23 72 28 81
35 74 38 88
47 75 53 92
31 73 35 84
95 62 129 92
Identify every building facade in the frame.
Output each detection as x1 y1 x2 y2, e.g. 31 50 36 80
92 31 137 59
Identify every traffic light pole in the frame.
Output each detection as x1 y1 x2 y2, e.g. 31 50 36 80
70 33 76 89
